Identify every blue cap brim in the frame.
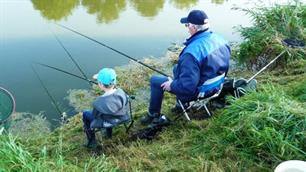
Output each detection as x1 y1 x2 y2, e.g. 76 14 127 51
180 17 188 24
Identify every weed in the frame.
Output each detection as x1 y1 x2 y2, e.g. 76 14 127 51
234 0 306 69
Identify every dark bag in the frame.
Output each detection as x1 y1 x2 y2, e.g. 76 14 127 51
220 78 257 98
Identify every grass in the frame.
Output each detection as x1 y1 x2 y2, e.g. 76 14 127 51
1 1 306 171
234 0 306 69
1 57 305 172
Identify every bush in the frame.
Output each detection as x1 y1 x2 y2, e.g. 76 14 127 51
210 85 305 166
235 0 306 69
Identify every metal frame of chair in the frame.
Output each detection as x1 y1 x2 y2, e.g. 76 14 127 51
178 74 225 121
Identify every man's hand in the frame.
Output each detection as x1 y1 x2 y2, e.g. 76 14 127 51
161 77 173 91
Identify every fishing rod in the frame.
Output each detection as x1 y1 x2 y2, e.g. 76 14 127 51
36 62 97 85
247 38 305 83
31 65 63 116
51 31 91 85
55 23 170 77
35 62 98 85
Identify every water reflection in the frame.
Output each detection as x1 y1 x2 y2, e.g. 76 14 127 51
129 0 165 18
31 0 227 23
31 0 79 21
82 0 126 23
211 0 226 5
170 0 199 9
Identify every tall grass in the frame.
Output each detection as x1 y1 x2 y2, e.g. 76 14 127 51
235 0 306 69
0 115 118 172
190 84 306 170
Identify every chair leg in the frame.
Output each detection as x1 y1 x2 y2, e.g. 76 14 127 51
203 104 211 117
99 128 113 139
178 100 191 121
124 120 134 133
105 128 112 138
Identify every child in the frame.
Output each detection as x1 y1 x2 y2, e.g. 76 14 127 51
82 68 130 148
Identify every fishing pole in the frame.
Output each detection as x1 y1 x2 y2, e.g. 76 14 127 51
31 64 63 116
55 23 170 77
36 62 137 100
35 62 98 85
51 31 91 85
36 62 98 85
247 38 305 83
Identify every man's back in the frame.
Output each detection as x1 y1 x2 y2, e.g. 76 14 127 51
171 31 230 101
182 31 230 86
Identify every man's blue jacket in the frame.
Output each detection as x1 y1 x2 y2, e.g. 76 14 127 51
170 30 230 101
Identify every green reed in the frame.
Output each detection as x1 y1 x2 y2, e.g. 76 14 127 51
234 0 306 69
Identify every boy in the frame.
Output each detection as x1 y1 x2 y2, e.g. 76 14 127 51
82 68 130 148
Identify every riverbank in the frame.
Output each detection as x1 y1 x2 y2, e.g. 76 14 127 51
1 53 305 171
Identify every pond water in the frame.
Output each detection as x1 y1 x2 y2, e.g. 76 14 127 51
0 0 285 125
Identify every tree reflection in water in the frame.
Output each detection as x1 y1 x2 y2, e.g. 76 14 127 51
31 0 226 23
170 0 199 10
129 0 165 18
211 0 226 5
31 0 79 21
82 0 126 24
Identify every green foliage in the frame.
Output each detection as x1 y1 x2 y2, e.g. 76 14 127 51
197 85 306 167
129 0 165 18
82 0 126 23
0 126 117 171
170 0 199 9
31 0 79 21
8 112 51 138
4 63 306 171
235 0 306 68
0 135 38 171
287 77 306 102
66 89 96 112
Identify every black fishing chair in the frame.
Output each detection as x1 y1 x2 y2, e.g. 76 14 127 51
177 73 225 120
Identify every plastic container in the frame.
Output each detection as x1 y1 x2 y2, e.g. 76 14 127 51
274 160 306 172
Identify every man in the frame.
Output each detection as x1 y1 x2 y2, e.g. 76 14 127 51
82 68 130 148
141 9 230 125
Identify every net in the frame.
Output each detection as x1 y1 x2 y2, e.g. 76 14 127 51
0 87 15 123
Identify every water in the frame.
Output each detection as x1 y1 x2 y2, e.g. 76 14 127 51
0 0 282 124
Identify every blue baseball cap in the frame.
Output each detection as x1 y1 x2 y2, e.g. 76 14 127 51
94 68 117 85
180 10 208 25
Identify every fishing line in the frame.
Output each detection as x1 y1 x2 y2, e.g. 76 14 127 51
31 64 63 116
55 23 170 77
51 31 91 85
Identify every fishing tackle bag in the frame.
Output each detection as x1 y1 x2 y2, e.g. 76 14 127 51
220 78 257 98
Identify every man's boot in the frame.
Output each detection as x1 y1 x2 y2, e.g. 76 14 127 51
140 112 160 125
149 115 171 127
84 129 97 148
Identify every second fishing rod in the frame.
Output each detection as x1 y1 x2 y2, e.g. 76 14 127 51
56 23 170 77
